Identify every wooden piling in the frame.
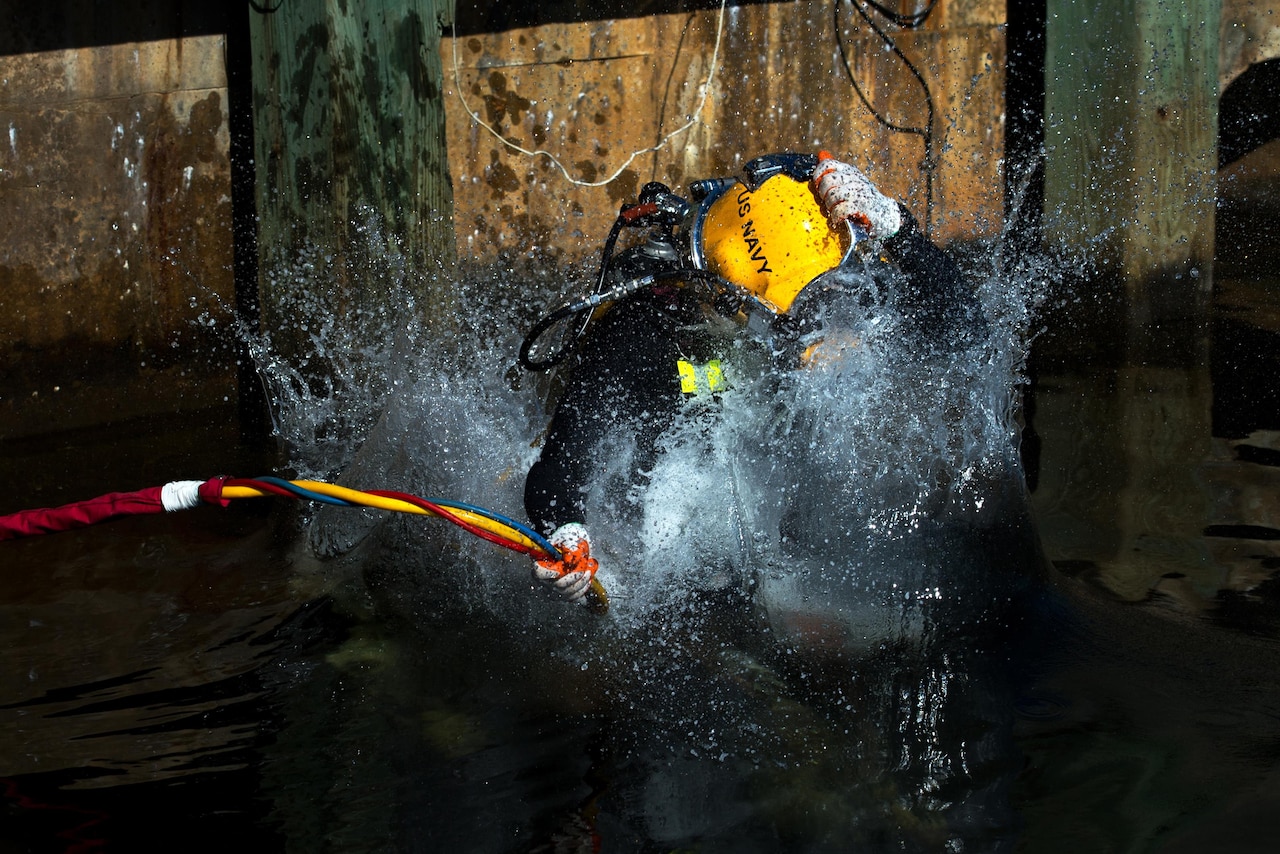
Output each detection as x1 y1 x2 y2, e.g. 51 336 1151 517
1037 0 1223 611
1044 0 1220 286
248 0 456 331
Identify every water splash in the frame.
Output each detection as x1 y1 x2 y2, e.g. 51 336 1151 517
249 215 1052 630
244 214 1060 849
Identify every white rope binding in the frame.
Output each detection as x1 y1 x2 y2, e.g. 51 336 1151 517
161 480 205 512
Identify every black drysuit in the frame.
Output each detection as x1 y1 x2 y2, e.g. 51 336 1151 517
523 205 982 536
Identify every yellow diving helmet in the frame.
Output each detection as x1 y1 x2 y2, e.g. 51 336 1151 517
689 153 857 315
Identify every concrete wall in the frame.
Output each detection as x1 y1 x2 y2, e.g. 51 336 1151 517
2 0 1012 438
1222 0 1280 87
0 34 236 436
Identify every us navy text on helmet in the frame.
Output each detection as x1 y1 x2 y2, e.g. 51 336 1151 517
736 188 773 274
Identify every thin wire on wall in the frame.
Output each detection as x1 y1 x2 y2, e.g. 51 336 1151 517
834 0 938 235
449 0 729 189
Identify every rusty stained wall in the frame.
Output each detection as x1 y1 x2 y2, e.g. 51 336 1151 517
443 0 1007 267
0 36 234 432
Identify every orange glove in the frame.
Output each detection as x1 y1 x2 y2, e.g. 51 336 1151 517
811 151 902 240
533 523 599 603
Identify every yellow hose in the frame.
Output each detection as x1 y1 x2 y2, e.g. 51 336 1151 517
221 480 547 554
223 478 608 612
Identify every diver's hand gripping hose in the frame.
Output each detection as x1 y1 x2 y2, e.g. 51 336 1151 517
532 523 598 601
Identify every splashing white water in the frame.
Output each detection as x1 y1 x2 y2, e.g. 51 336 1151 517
251 223 1051 643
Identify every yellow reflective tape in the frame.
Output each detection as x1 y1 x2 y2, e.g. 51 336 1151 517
705 359 725 392
677 359 698 394
676 358 729 396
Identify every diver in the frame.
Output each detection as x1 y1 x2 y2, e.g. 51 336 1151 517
520 152 986 604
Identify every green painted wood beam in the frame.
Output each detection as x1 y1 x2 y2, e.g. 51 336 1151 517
1045 0 1219 285
249 0 455 330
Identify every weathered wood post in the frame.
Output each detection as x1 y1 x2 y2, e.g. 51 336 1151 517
248 0 455 337
1044 0 1219 285
1036 1 1222 595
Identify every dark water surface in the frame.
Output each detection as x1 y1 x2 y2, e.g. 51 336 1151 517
1010 157 1280 852
3 386 1278 853
0 442 1045 853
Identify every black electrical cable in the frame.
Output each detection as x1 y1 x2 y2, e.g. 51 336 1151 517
859 0 938 29
833 0 938 235
519 267 721 371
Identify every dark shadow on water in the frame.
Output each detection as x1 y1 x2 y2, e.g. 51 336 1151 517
0 342 1076 853
300 467 1056 852
1014 135 1280 853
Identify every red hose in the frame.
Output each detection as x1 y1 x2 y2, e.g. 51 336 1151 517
0 487 165 541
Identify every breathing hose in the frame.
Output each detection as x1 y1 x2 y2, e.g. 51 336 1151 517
520 269 672 370
519 265 724 371
519 185 712 371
